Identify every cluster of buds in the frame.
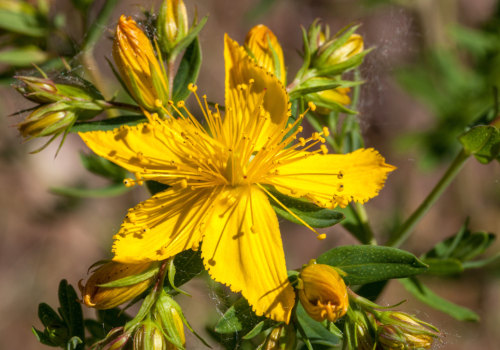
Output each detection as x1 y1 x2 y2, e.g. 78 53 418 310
14 74 105 149
297 261 349 323
345 292 440 350
287 20 367 113
375 311 439 349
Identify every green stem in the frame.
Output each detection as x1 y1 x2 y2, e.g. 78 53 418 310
80 0 119 103
354 202 376 245
388 149 470 248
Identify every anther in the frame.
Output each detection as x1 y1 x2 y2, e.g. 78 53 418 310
123 178 136 187
317 233 327 240
322 126 330 137
299 137 306 146
312 132 320 140
337 171 344 179
320 145 328 154
337 184 344 192
180 179 188 189
188 83 197 92
177 101 185 108
308 101 317 111
154 99 162 108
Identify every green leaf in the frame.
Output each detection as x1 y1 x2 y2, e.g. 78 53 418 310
79 152 127 182
0 7 47 37
98 266 159 288
173 37 202 102
317 245 428 285
0 46 48 66
50 183 130 198
289 80 361 100
214 297 264 335
424 221 496 262
70 115 146 133
57 280 85 349
32 327 58 347
267 188 344 228
167 249 205 289
296 303 342 347
459 125 500 164
421 258 463 276
400 278 479 322
334 205 372 244
38 303 63 328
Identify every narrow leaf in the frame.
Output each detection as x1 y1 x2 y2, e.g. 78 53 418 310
50 183 131 198
70 115 146 133
214 298 264 335
267 188 344 228
296 303 342 347
400 278 479 322
173 37 202 102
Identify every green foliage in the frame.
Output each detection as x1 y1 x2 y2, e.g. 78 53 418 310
33 280 85 349
172 38 202 101
267 188 345 228
70 115 146 133
317 245 428 285
459 125 500 164
400 278 479 322
296 304 342 349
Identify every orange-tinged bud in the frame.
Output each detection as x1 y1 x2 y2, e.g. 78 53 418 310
113 15 169 111
80 261 156 310
298 263 348 323
245 24 286 84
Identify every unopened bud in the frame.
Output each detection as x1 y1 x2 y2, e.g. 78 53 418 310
113 15 169 111
18 103 77 139
80 261 157 310
260 324 297 350
157 0 189 53
153 290 186 349
376 311 439 349
322 34 364 66
245 24 286 84
298 263 348 323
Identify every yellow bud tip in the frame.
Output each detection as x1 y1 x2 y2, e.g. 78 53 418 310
308 101 317 111
317 233 327 240
322 126 330 137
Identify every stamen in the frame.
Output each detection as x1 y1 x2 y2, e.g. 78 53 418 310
257 184 326 240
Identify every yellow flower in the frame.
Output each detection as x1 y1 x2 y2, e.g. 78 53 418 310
245 24 286 84
113 15 169 111
79 261 156 309
79 34 394 322
298 263 349 322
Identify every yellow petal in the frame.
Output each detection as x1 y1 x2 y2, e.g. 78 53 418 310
112 187 220 263
245 24 286 84
79 123 180 177
267 148 395 208
223 34 289 150
201 185 295 322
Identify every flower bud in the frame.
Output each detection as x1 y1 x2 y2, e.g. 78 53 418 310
18 102 77 139
113 15 169 111
153 291 186 349
80 261 157 310
245 24 286 84
300 77 352 113
15 75 104 104
260 324 297 350
133 322 169 350
157 0 189 53
321 34 364 66
298 263 348 323
102 332 132 350
376 311 439 349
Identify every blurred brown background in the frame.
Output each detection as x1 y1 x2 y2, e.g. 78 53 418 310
1 0 499 349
